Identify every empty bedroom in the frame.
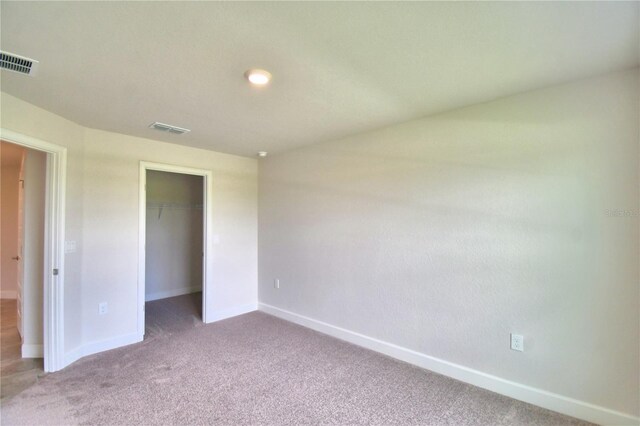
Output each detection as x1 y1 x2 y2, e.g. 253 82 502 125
0 1 638 425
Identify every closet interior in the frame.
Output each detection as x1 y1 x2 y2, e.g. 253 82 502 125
144 170 204 322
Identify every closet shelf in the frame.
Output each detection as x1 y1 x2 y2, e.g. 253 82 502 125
147 202 203 219
147 202 203 210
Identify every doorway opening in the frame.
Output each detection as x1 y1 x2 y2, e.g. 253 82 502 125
0 130 66 373
144 170 203 334
1 141 47 395
138 162 212 339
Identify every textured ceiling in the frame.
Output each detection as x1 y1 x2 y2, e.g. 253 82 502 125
1 2 638 157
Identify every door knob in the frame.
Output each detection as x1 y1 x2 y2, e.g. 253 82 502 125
11 256 20 261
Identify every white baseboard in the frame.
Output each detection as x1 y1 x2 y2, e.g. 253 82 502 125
63 302 257 368
63 333 141 368
145 287 200 302
64 346 83 367
206 302 257 323
259 303 639 426
63 301 257 367
22 344 43 358
1 290 17 299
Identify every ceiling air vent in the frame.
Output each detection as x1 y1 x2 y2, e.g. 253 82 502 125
148 122 190 135
0 51 39 76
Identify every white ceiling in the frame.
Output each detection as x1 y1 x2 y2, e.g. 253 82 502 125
1 2 638 158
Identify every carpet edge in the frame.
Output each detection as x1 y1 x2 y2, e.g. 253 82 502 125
259 302 639 426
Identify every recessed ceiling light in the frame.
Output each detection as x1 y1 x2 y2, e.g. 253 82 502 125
257 151 268 157
245 69 272 86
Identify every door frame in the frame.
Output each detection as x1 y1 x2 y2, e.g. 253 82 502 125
138 161 212 339
1 128 67 372
17 151 25 340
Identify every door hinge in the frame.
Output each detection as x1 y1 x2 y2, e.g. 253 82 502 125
53 268 59 276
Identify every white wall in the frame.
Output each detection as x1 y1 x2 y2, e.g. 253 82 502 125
1 164 20 299
1 95 86 355
145 171 203 301
22 149 46 349
1 92 258 363
81 128 257 343
258 69 639 418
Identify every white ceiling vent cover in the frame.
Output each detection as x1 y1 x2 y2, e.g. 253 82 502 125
148 122 191 135
0 51 39 76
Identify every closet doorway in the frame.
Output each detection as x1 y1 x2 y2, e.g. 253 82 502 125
138 162 212 339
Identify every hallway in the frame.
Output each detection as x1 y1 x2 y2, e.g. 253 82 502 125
0 298 44 401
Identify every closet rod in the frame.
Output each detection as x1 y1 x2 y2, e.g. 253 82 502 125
146 202 203 219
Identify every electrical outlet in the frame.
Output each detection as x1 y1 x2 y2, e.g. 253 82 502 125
99 302 108 315
64 240 77 253
510 334 524 352
274 279 280 289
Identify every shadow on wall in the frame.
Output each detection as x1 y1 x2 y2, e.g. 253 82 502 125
257 70 639 416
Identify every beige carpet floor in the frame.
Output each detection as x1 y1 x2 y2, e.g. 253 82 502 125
1 293 591 425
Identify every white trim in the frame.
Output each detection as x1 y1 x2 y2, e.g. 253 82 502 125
81 332 140 358
0 290 18 299
63 306 254 367
209 303 257 323
1 128 66 373
138 161 213 339
21 344 43 358
63 346 83 367
259 303 639 426
145 287 201 302
64 333 140 366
